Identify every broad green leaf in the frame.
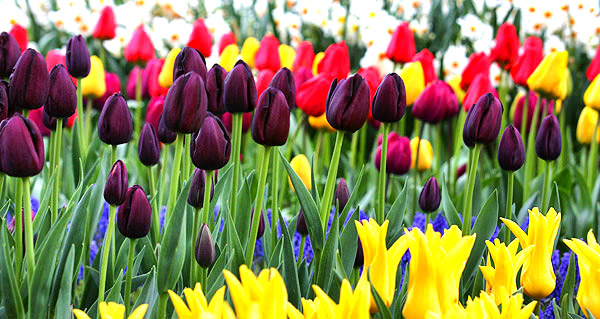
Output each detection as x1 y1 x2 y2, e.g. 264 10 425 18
0 220 24 319
442 177 462 227
549 181 561 212
279 210 302 308
340 208 359 277
387 182 408 243
315 207 339 292
55 246 75 319
133 268 157 316
561 253 576 303
340 165 365 224
370 280 392 319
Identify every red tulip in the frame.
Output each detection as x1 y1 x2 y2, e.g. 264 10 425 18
386 22 415 64
460 52 490 90
294 66 313 89
221 111 251 134
587 43 600 81
29 107 51 137
255 35 281 72
126 66 149 100
513 91 553 133
413 80 459 123
124 25 155 64
374 132 411 175
255 69 275 102
145 95 164 130
293 41 315 72
296 74 330 116
9 24 28 53
146 58 168 97
187 18 212 58
317 41 350 80
462 73 498 111
93 6 117 40
511 36 543 87
490 23 520 70
412 49 437 84
93 72 121 111
45 50 76 85
218 32 236 55
357 66 381 101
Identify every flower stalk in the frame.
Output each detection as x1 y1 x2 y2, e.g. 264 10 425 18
229 113 243 221
319 130 345 228
462 143 482 235
376 122 390 223
245 146 271 266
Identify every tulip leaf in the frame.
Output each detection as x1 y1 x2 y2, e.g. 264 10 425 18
133 267 157 315
340 208 359 277
55 245 75 319
387 181 408 243
370 280 393 319
32 168 56 233
549 181 561 213
310 155 321 208
462 189 498 286
279 210 302 308
0 220 24 319
210 165 232 215
560 253 576 303
106 269 124 303
207 244 228 293
225 210 245 275
234 177 252 248
441 176 462 227
315 206 339 292
340 164 365 224
279 150 324 251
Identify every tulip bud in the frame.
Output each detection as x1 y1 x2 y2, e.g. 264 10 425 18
9 48 49 110
372 73 406 123
29 108 50 137
158 48 180 88
93 72 121 111
386 22 415 64
81 56 107 99
42 108 67 131
206 64 226 115
399 62 425 105
66 35 91 78
296 209 308 236
412 49 437 85
317 42 350 80
145 96 164 129
325 74 370 133
294 67 313 89
187 18 213 58
334 178 350 211
219 44 239 72
251 87 290 146
93 6 117 40
146 58 168 97
191 113 231 170
513 91 553 133
412 80 458 124
587 44 600 82
0 82 8 121
536 114 562 161
240 37 260 68
126 66 149 100
256 69 275 101
462 73 499 111
289 154 312 191
497 125 525 171
358 66 382 101
0 115 45 177
117 185 152 238
173 47 207 83
251 209 266 239
124 25 155 64
138 123 160 166
374 132 411 175
255 34 281 72
293 41 315 72
46 65 77 118
157 112 177 144
490 23 520 70
9 24 27 53
354 239 364 268
419 177 441 213
456 164 467 179
223 60 257 113
187 168 215 208
98 93 133 145
511 36 543 87
410 137 433 171
577 106 600 145
104 160 128 205
527 51 569 101
460 52 491 90
463 93 503 145
296 74 329 116
195 223 216 268
0 32 21 78
218 32 236 55
270 67 296 109
163 71 207 133
279 44 295 70
584 74 600 110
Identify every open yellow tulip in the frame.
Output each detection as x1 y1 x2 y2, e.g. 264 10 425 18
564 230 600 318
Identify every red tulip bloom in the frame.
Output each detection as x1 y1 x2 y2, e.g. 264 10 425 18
412 49 437 85
357 66 381 101
317 41 350 80
187 18 212 58
294 67 313 89
510 36 543 87
93 72 122 111
9 24 28 53
254 34 281 72
587 44 600 82
124 25 155 64
296 74 331 116
93 6 117 40
375 132 411 175
460 52 490 90
386 22 415 64
145 95 165 129
255 69 275 102
218 32 236 55
462 73 498 111
293 41 315 72
513 91 553 133
490 23 520 70
45 50 76 85
146 58 168 97
221 111 251 134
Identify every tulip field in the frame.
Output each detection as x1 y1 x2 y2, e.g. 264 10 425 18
3 0 600 318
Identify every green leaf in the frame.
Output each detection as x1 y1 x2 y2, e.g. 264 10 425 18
549 181 561 212
234 177 252 248
32 169 56 233
55 246 75 319
279 210 302 308
0 220 24 319
370 280 392 319
340 208 359 277
315 207 339 292
133 268 158 316
387 182 408 243
340 165 365 224
442 177 462 227
561 253 576 303
106 269 124 303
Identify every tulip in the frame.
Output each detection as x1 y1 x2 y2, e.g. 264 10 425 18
158 47 181 88
190 113 231 170
73 303 149 319
490 23 520 70
28 107 50 137
206 64 227 115
412 49 437 84
146 58 168 97
410 137 433 171
254 34 281 72
462 73 499 111
219 44 239 71
317 41 350 80
168 285 233 319
124 25 155 64
46 64 77 118
104 160 128 206
173 46 207 83
334 178 350 211
187 18 212 58
358 66 381 101
419 177 440 213
0 32 21 78
447 75 465 103
497 125 525 171
0 115 44 177
326 74 370 133
221 112 252 134
463 93 503 145
386 22 415 64
195 223 216 268
527 50 569 100
66 35 91 78
371 73 406 123
9 48 49 110
513 91 553 133
412 80 458 124
577 106 600 144
187 168 215 208
587 44 600 82
374 132 411 175
279 44 295 69
251 87 290 146
502 207 561 300
9 24 27 53
93 72 121 111
41 109 69 132
308 113 335 132
97 93 133 145
240 37 259 68
223 60 256 113
296 209 308 236
294 66 313 89
81 55 106 99
126 66 149 100
460 52 490 90
289 154 311 191
0 83 7 121
511 36 543 87
117 185 152 238
563 230 600 319
399 62 425 105
93 6 117 40
138 123 160 166
312 52 324 75
270 67 296 109
218 32 236 55
293 41 315 72
585 74 600 110
536 114 561 161
297 74 330 116
163 71 207 133
157 112 176 144
256 69 275 101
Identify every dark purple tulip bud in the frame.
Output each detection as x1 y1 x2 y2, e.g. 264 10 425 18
269 67 296 109
223 60 257 113
251 87 290 146
190 113 231 170
138 123 160 166
325 74 370 133
334 178 350 211
354 238 364 268
173 46 207 82
463 93 503 145
418 177 441 213
536 114 562 161
0 82 8 121
65 34 91 78
104 160 128 205
463 105 475 148
497 125 525 171
371 73 406 123
157 112 177 144
206 64 226 115
0 115 44 177
0 32 21 78
117 185 152 238
195 223 216 268
456 164 467 179
9 48 49 110
42 108 67 131
45 64 77 118
98 93 133 145
187 168 215 208
296 209 308 236
251 209 266 239
163 71 207 134
412 80 458 124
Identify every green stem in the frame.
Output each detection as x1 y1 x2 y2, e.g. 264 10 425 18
158 293 168 319
523 97 541 203
271 150 280 250
15 179 23 280
85 99 92 147
182 135 192 186
350 129 358 170
135 67 143 138
23 178 35 287
148 166 160 243
504 171 514 244
166 134 184 220
559 103 567 170
98 204 116 311
587 115 600 190
53 118 64 222
377 123 390 223
462 144 482 235
541 161 553 214
191 207 200 286
280 114 306 205
319 131 345 228
435 123 442 174
158 144 169 208
49 123 58 223
99 40 106 67
451 111 467 196
425 213 430 226
76 79 86 161
202 171 214 225
412 122 425 215
124 238 136 315
229 113 243 221
246 146 272 266
358 124 367 169
521 91 529 142
314 130 324 188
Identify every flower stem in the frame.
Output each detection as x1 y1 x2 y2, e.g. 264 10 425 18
202 171 214 225
246 146 272 266
313 130 324 190
14 179 23 280
158 144 169 208
134 67 143 138
98 204 116 312
85 99 93 147
587 114 600 190
377 123 390 223
23 178 35 286
412 122 425 215
229 113 243 221
319 131 345 228
523 97 542 203
124 238 136 315
504 171 514 244
158 293 168 319
191 207 200 286
52 118 64 223
76 79 86 160
462 144 482 235
166 134 184 220
148 166 160 243
270 151 280 249
541 161 553 214
520 91 529 142
451 110 467 196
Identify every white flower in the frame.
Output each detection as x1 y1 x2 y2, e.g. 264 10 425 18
544 35 566 54
442 44 468 78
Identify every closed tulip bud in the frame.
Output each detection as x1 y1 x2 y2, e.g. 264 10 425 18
0 32 20 78
498 125 525 171
490 23 520 70
157 47 181 88
163 71 207 133
187 18 212 58
410 137 433 171
334 178 350 211
413 80 459 124
0 115 44 177
223 60 257 113
412 49 437 85
372 73 406 123
46 65 77 118
195 223 216 268
293 41 315 72
251 87 290 146
585 74 600 110
256 69 275 101
9 48 49 110
173 47 207 83
375 132 411 175
460 52 490 90
117 185 152 238
93 72 121 111
527 51 569 100
296 209 308 236
187 168 215 208
325 74 370 133
297 74 329 116
126 66 149 100
65 35 91 78
191 113 231 170
0 82 8 121
124 25 155 64
146 58 168 97
206 64 227 115
218 32 236 55
104 160 128 205
536 114 562 161
354 239 364 268
251 209 266 239
240 37 259 68
81 56 106 99
157 112 177 144
98 93 133 145
317 42 350 80
145 96 164 130
463 106 476 148
462 73 499 111
279 44 295 70
399 62 425 105
9 24 27 53
138 123 160 166
587 45 600 82
255 34 281 72
294 66 313 89
463 93 503 145
42 108 68 131
270 67 296 109
577 106 600 145
457 164 467 179
511 36 543 87
386 22 415 64
289 154 311 191
419 177 441 213
93 6 117 40
219 44 239 72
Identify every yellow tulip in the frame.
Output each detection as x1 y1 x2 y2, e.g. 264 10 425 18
168 283 236 319
501 207 561 300
426 292 536 319
527 50 569 100
223 265 288 319
555 99 563 113
158 47 181 88
308 113 336 132
81 55 106 98
279 44 296 70
410 137 433 171
400 62 425 105
241 37 260 68
220 44 240 71
563 230 600 318
585 74 600 110
479 239 533 304
73 302 148 319
289 154 311 191
312 52 324 76
447 75 465 103
577 106 600 145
